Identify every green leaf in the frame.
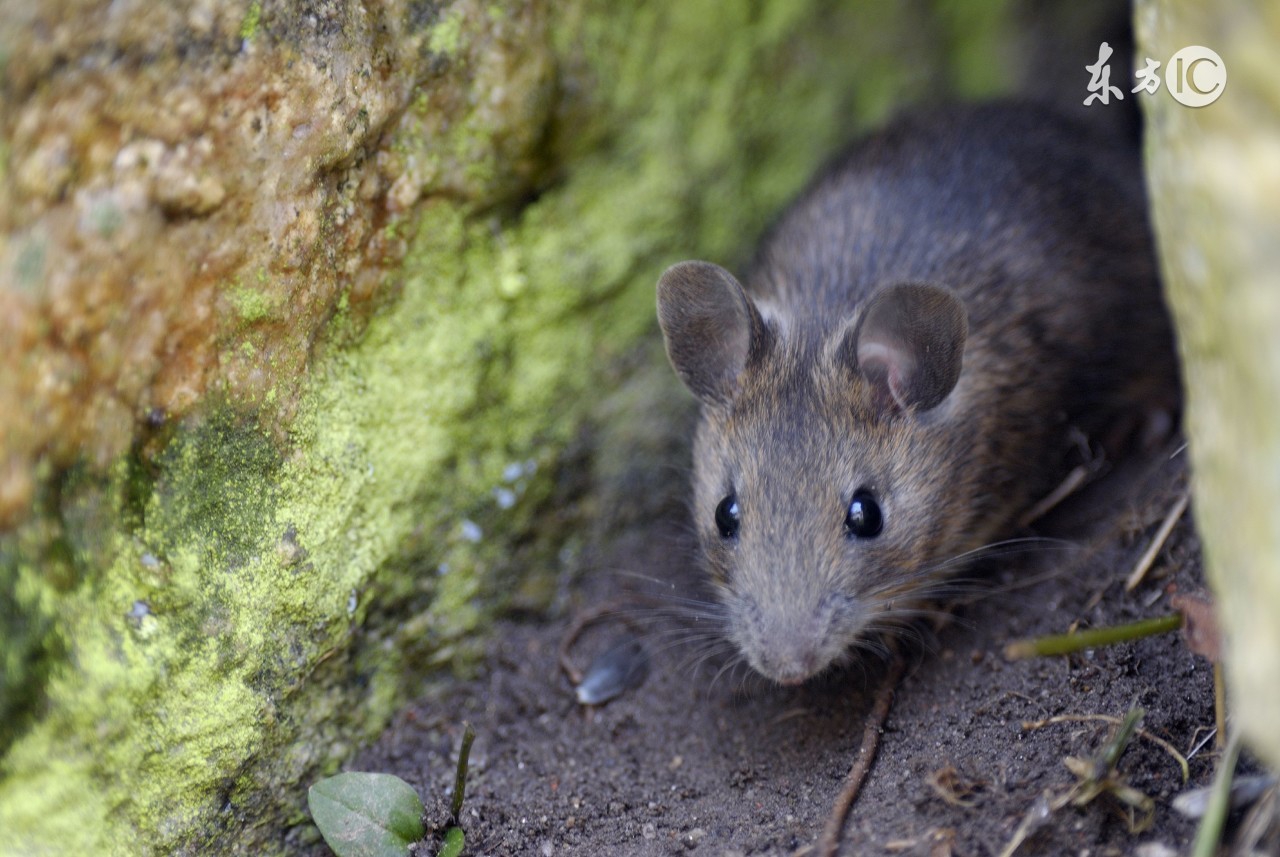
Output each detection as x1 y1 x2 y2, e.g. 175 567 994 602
437 826 465 857
308 772 426 857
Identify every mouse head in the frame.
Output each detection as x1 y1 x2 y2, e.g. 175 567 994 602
657 260 973 684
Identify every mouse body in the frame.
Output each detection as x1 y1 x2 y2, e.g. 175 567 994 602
656 102 1179 685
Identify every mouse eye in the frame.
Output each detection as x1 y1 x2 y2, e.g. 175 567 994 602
714 493 740 539
845 489 883 539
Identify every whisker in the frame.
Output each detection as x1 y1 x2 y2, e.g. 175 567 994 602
921 536 1078 572
707 653 748 695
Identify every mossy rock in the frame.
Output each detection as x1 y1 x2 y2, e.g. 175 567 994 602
0 0 1023 853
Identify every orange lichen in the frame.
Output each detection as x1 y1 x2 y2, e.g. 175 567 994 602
0 0 552 529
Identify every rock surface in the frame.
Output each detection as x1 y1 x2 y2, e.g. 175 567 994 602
1137 0 1280 770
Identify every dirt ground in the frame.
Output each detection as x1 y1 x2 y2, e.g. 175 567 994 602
305 440 1255 857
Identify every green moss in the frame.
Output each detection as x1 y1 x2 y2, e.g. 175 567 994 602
427 7 466 56
227 277 280 324
147 416 280 564
0 416 289 853
239 0 263 42
931 0 1017 97
0 541 60 752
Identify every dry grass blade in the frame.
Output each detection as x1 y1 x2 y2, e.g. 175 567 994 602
998 790 1064 857
1002 707 1157 855
928 765 985 808
1125 491 1189 591
1022 713 1190 782
1017 460 1099 527
1191 726 1243 857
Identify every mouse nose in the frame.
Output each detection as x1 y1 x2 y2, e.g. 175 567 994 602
745 603 834 685
760 647 825 686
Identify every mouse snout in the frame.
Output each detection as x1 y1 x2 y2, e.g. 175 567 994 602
756 637 826 687
735 592 853 686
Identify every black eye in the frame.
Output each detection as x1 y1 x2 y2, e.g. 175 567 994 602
845 489 883 538
714 493 740 539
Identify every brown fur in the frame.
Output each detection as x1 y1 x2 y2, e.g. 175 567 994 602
657 102 1180 685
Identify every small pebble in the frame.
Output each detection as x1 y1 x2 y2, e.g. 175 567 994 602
575 635 650 705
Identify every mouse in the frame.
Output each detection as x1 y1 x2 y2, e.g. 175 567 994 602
655 102 1180 686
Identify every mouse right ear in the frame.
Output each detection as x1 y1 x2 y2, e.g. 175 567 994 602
656 261 767 406
842 282 968 414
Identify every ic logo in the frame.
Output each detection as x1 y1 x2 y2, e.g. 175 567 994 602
1165 46 1227 107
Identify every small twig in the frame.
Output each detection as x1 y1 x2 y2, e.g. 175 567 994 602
1186 726 1219 762
1125 491 1189 591
1022 713 1190 782
450 722 476 824
999 790 1066 857
1018 462 1096 528
1213 663 1226 751
1004 613 1182 660
1191 725 1242 857
809 655 908 857
557 601 628 685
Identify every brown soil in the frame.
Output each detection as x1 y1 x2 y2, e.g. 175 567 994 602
307 444 1243 857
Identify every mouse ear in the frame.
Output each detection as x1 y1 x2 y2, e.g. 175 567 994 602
841 283 968 413
657 261 768 406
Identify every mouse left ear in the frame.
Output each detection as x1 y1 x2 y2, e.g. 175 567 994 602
657 260 769 406
839 283 968 414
